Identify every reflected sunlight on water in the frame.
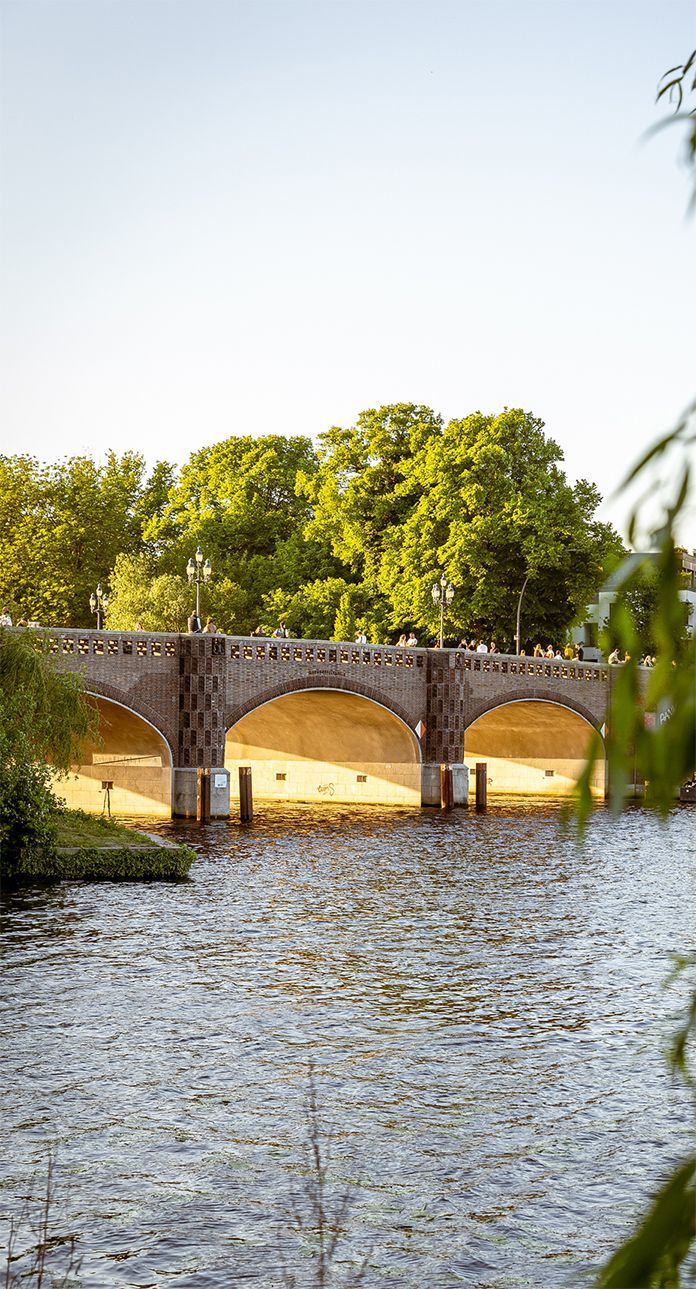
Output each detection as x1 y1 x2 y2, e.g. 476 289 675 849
1 800 694 1286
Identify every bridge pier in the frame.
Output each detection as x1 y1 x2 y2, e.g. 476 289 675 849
173 767 231 819
421 764 469 807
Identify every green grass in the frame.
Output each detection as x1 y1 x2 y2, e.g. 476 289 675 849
55 809 154 849
1 807 197 887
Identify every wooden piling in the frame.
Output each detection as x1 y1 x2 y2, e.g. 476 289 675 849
475 762 487 810
197 768 211 822
239 765 253 822
440 763 454 810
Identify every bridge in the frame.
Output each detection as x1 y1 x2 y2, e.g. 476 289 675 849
43 628 620 816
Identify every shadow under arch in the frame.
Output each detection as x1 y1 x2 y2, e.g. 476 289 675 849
57 692 174 817
225 685 422 807
464 697 606 798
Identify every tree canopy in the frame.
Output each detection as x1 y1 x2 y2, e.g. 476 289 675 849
0 408 623 645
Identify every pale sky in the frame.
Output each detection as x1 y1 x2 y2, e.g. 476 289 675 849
1 0 694 542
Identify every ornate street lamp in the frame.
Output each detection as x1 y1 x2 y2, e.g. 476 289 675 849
89 584 109 630
186 546 212 623
431 574 455 648
515 572 530 657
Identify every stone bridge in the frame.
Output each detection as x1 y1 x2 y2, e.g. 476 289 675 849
43 628 621 816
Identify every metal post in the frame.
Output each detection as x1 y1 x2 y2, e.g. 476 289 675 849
515 573 530 656
475 762 487 810
196 577 201 622
239 765 253 822
440 597 445 650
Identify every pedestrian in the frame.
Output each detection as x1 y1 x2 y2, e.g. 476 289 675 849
406 631 418 646
188 610 202 633
533 643 543 657
575 644 584 661
489 640 499 654
476 640 488 653
274 620 289 639
608 647 621 664
545 645 555 659
563 643 574 659
396 633 408 647
355 628 367 645
203 616 217 634
0 606 12 627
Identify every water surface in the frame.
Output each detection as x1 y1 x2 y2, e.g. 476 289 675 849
1 800 694 1287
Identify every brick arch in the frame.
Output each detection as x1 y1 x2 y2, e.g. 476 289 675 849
464 689 605 735
83 681 177 762
225 675 422 745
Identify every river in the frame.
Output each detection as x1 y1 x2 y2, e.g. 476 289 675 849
1 800 694 1287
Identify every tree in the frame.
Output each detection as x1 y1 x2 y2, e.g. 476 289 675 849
144 435 341 633
303 404 623 645
105 554 192 632
0 452 167 628
0 628 98 884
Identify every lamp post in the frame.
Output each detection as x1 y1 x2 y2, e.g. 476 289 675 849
515 573 530 657
186 546 212 623
89 584 108 630
431 573 455 649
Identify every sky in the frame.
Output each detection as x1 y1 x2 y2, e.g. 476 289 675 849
1 0 694 543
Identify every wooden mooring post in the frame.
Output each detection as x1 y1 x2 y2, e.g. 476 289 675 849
197 768 211 822
239 765 253 822
475 762 487 811
440 763 454 810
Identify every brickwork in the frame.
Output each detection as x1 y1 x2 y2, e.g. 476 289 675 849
46 630 623 772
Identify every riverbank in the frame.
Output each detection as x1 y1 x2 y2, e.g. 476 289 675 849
2 810 196 887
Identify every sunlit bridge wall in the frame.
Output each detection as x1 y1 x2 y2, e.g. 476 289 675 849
57 696 173 817
225 690 422 806
463 700 606 798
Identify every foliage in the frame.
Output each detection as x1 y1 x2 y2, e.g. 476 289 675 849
0 751 60 888
574 403 696 825
389 408 624 644
105 553 193 632
143 434 342 633
574 56 696 1284
303 404 623 644
263 578 355 641
655 50 696 208
595 957 696 1288
0 628 98 771
45 842 195 883
0 628 98 887
0 452 162 627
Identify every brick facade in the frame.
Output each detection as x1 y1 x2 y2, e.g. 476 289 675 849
47 629 617 770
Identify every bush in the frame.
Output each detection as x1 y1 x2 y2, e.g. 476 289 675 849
0 760 61 888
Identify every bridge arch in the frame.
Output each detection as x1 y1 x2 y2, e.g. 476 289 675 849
225 681 422 806
463 696 606 798
58 691 174 817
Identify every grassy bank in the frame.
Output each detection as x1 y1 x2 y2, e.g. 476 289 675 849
2 809 196 887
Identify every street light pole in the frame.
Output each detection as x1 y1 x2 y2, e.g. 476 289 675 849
186 546 212 626
515 573 530 656
431 573 455 649
89 584 109 630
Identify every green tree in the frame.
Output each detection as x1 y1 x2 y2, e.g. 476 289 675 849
105 554 192 632
0 451 167 628
0 628 98 885
304 404 622 646
300 405 444 632
144 435 340 632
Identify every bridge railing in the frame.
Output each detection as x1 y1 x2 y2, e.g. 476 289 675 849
37 628 609 683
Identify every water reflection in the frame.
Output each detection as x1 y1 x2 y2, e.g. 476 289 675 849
1 801 694 1287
